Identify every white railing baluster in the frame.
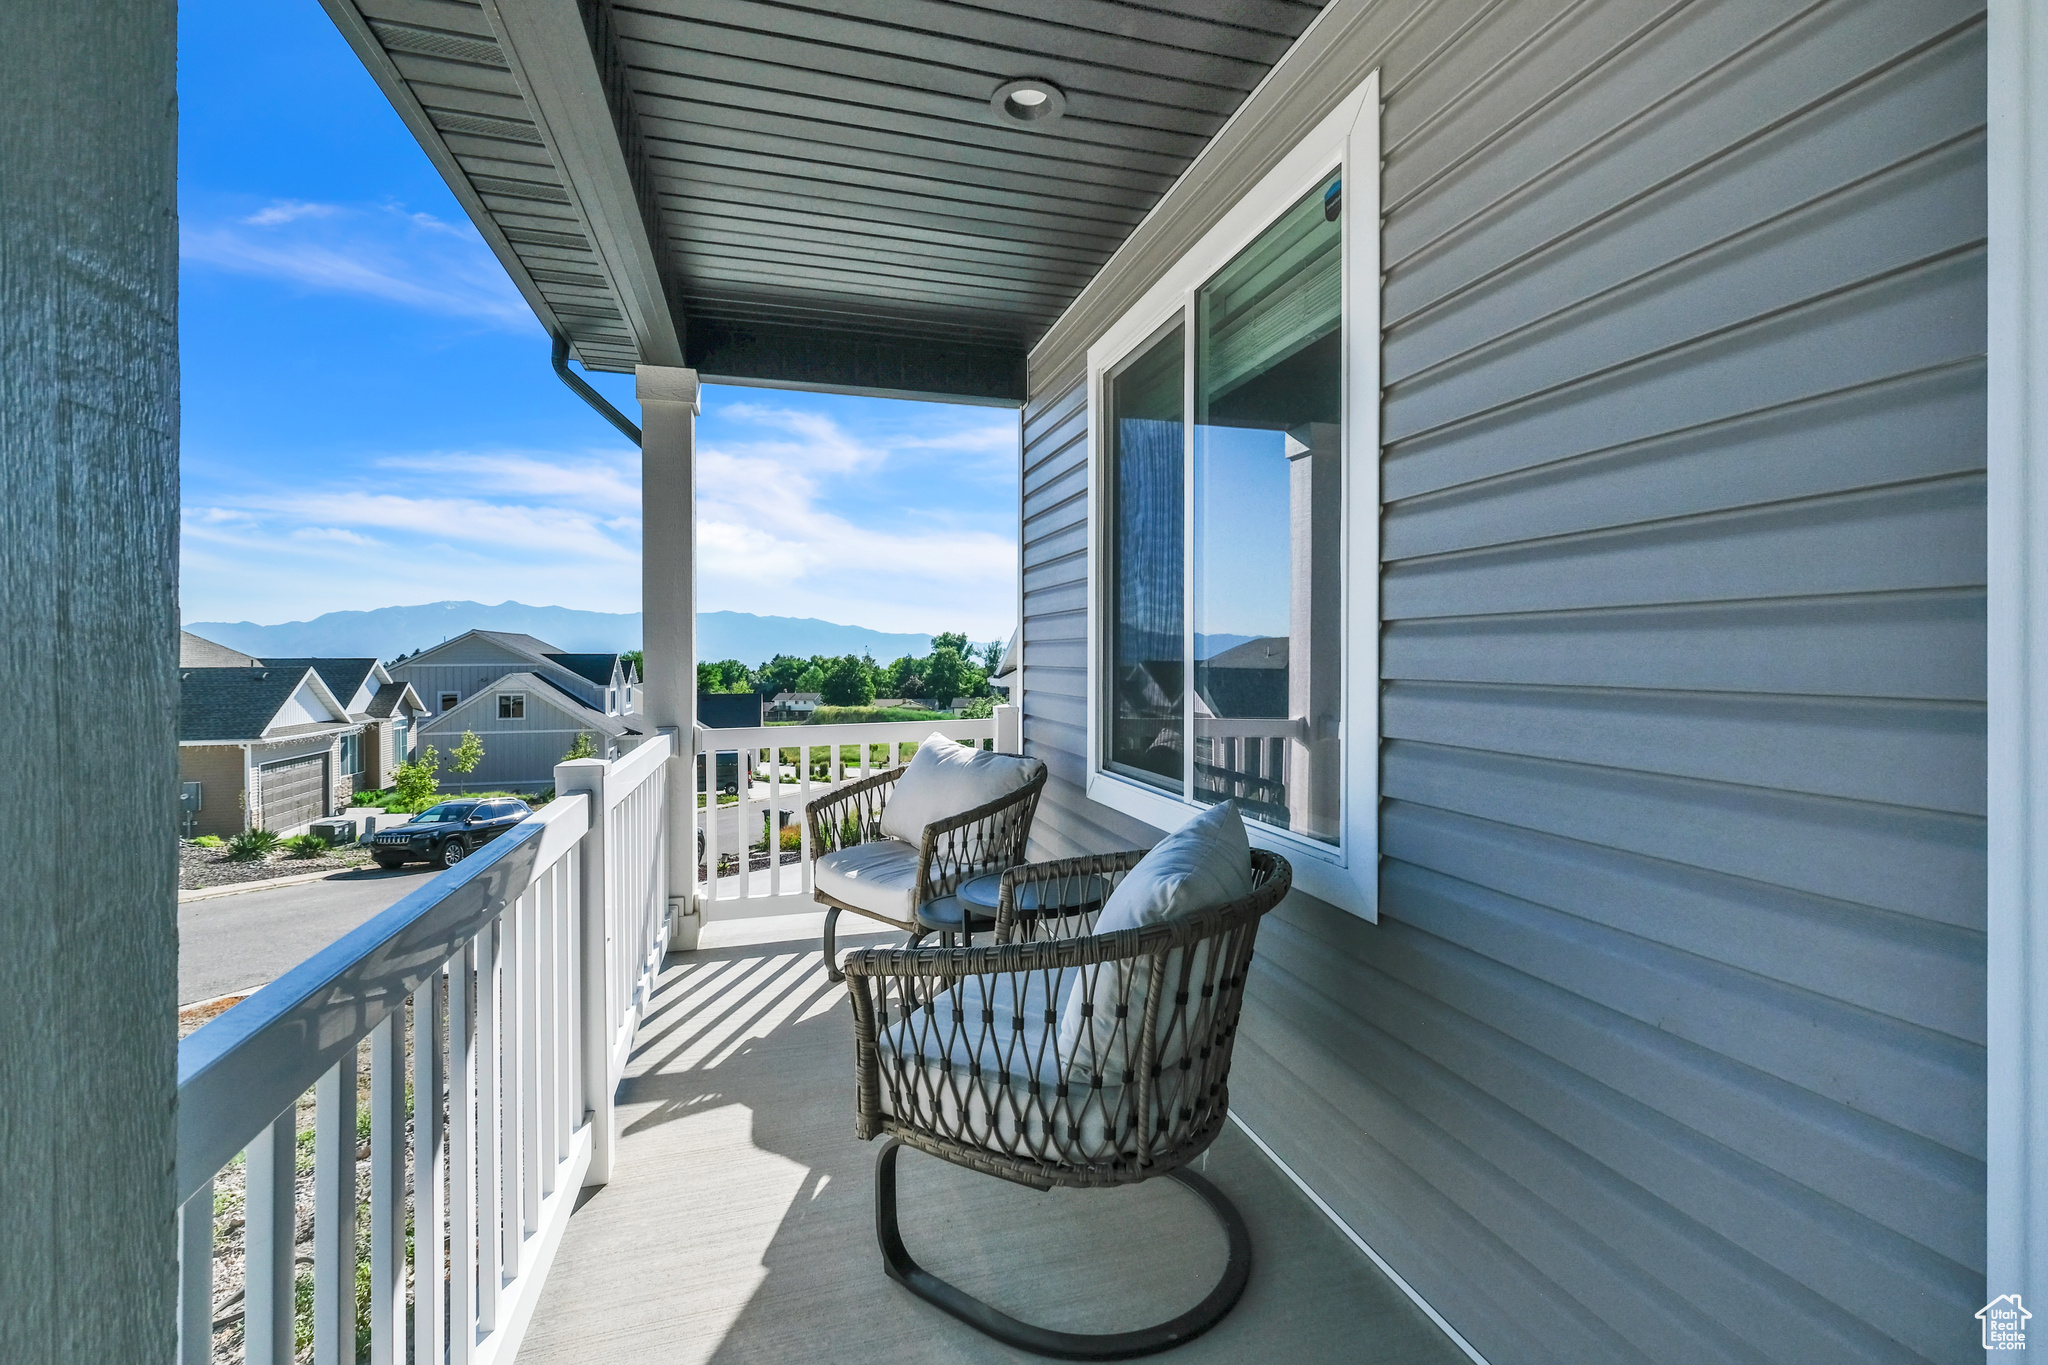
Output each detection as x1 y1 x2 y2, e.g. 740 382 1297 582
177 1179 213 1365
475 919 502 1333
521 881 543 1226
737 748 754 905
369 1013 404 1365
244 1111 296 1365
414 970 447 1365
449 943 477 1364
799 742 814 894
313 1051 358 1365
500 899 524 1277
765 747 777 899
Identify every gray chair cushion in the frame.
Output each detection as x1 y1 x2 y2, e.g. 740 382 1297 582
815 838 921 921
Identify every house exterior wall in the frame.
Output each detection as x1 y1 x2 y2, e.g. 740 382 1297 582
1021 2 1986 1363
417 696 618 791
178 744 249 838
0 0 180 1356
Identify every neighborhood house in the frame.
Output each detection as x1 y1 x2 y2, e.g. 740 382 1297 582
175 631 427 837
391 629 644 790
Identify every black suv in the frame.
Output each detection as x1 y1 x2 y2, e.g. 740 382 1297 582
371 798 532 870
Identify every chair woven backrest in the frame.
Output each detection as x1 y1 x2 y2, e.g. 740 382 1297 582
844 848 1292 1190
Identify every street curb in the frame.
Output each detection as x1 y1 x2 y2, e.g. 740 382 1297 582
178 863 404 903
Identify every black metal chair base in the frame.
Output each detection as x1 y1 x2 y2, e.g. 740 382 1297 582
823 906 844 984
873 1138 1252 1360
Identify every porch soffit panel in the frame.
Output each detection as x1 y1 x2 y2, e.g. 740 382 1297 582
323 0 1330 401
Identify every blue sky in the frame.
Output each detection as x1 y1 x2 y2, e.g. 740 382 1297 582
178 0 1020 639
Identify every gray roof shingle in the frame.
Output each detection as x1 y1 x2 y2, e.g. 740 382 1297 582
262 657 378 707
179 667 326 742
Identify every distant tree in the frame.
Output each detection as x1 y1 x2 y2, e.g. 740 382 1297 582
795 664 826 693
561 732 598 762
620 649 643 677
449 731 485 775
759 654 811 694
979 639 1006 673
931 631 970 657
822 654 875 706
924 646 966 703
696 659 752 693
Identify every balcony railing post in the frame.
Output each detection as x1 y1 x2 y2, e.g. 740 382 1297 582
995 702 1022 754
555 754 615 1185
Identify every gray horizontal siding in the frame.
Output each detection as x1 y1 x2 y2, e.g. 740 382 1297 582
1019 1 1986 1362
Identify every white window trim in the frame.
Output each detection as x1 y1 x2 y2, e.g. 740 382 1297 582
1083 70 1382 920
498 692 526 719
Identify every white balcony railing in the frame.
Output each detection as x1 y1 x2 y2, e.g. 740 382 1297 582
693 712 1012 917
174 733 674 1365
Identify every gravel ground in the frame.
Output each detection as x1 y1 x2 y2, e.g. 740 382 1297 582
180 840 377 892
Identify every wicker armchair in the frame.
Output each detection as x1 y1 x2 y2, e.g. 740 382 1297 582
805 757 1046 983
842 847 1292 1359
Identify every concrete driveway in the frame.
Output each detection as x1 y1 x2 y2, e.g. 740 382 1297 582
178 862 441 1005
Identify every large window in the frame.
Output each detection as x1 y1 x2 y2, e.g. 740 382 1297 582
1087 76 1379 918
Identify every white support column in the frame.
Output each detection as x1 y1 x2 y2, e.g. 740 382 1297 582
638 365 702 951
1992 0 2048 1338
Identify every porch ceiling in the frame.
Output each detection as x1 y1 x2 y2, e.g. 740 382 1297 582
319 0 1329 403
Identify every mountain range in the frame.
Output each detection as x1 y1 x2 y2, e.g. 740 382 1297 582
185 601 946 664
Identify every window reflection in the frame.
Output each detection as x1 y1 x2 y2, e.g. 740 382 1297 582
1192 171 1343 843
1105 323 1185 791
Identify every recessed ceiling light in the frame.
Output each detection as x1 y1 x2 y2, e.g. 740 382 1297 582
991 77 1065 126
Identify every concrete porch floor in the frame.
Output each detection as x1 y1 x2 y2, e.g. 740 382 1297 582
516 912 1469 1364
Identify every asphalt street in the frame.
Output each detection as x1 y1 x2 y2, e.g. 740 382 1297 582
178 863 441 1005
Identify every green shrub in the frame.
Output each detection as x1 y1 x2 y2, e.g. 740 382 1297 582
281 833 330 859
225 828 280 862
349 789 390 807
191 834 224 849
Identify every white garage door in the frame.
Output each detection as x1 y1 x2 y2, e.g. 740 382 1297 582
259 754 328 831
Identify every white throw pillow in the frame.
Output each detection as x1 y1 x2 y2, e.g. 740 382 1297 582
878 732 1038 848
1057 801 1253 1082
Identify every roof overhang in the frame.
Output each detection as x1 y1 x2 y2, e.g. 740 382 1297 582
319 0 1329 405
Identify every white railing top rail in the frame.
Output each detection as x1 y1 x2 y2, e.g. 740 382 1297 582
174 794 590 1205
695 717 994 748
603 728 674 794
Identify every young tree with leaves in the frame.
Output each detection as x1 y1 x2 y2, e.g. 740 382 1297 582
392 744 440 810
562 732 598 762
450 730 485 776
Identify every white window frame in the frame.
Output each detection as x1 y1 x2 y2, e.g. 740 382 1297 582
1084 71 1382 920
440 692 459 713
498 692 525 720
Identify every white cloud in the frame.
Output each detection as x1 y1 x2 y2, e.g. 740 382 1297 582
183 199 530 327
180 404 1019 639
243 200 340 226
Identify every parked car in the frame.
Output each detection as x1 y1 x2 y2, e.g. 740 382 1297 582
371 797 531 870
